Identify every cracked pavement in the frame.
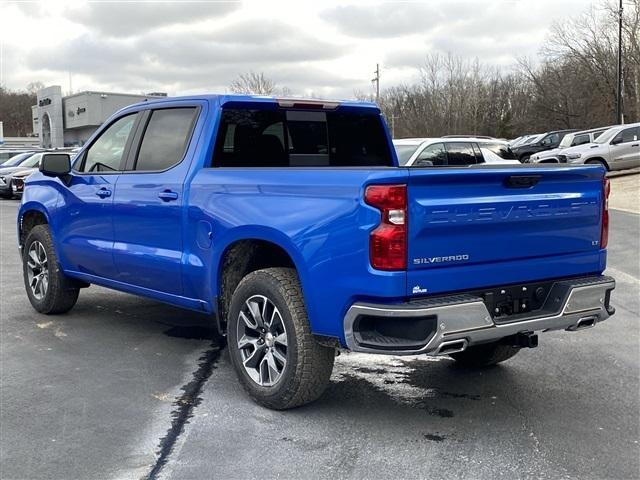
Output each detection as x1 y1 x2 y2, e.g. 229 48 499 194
1 200 638 479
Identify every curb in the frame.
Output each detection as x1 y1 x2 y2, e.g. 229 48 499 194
607 168 640 178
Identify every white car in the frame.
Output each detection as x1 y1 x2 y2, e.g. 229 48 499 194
557 123 640 171
530 126 612 163
394 137 519 167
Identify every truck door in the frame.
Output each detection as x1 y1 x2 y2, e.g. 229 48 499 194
56 113 139 279
111 106 200 295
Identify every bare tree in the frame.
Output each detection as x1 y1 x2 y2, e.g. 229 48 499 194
229 72 278 95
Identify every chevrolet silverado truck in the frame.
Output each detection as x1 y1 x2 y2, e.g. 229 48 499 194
18 94 616 409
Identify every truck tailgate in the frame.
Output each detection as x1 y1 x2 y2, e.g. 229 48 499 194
406 165 605 296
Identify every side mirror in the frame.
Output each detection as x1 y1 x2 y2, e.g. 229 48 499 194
40 153 71 177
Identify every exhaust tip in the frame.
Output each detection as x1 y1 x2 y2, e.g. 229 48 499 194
435 339 468 355
567 315 598 331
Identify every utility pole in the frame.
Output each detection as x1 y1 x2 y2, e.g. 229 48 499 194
372 64 380 104
390 114 399 138
616 0 623 124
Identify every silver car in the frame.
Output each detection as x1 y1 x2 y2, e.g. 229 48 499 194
557 123 640 171
530 126 612 163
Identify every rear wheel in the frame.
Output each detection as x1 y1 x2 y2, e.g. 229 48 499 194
450 340 519 367
227 268 335 409
23 225 79 314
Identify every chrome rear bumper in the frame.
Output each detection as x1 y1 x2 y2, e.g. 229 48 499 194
343 275 615 355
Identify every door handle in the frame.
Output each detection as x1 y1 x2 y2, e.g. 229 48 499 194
158 190 179 201
504 175 541 188
95 188 111 198
631 143 639 147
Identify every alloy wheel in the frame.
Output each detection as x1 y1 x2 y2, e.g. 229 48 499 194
236 294 288 387
26 241 48 301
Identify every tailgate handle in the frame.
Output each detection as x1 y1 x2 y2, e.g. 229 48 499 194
505 175 541 188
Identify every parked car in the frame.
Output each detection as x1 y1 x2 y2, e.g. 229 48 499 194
9 169 34 198
512 129 578 162
0 149 35 164
0 151 37 167
557 123 640 170
0 152 45 198
18 94 615 409
442 134 495 140
394 137 518 166
509 134 538 148
529 127 613 163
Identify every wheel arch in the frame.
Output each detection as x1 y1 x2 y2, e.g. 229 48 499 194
214 230 311 335
18 204 51 248
585 157 610 171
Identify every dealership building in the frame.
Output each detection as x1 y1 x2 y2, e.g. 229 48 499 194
31 86 167 148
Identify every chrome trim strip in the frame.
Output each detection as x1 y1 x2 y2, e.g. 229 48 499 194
343 276 615 356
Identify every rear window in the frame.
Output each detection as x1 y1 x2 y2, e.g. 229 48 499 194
214 108 393 167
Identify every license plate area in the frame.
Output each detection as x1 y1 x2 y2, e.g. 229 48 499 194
471 280 556 323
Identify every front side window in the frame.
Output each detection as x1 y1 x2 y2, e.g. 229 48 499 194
81 114 137 173
540 133 559 146
445 142 478 166
416 143 447 166
134 108 198 171
612 127 639 144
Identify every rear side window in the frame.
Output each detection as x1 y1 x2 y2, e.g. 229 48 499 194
445 142 478 166
572 134 590 146
214 108 392 167
134 108 197 171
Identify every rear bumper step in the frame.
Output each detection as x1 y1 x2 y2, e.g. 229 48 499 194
343 275 615 355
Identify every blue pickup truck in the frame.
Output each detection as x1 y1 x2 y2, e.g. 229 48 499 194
18 94 615 409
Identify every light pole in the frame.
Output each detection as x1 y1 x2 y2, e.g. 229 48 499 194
616 0 623 124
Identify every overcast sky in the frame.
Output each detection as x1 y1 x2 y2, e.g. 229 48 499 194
1 0 595 98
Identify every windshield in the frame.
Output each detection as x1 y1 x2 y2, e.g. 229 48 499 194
20 153 43 168
559 134 574 148
1 152 34 167
523 134 543 145
394 144 420 165
595 128 620 144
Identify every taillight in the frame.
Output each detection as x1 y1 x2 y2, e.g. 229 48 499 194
601 177 610 248
365 184 407 270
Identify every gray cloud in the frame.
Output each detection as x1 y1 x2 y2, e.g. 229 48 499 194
25 19 354 97
320 3 442 38
63 1 240 37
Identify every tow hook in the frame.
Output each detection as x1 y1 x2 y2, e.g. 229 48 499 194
510 332 539 349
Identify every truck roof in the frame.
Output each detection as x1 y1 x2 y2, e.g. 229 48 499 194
123 93 380 112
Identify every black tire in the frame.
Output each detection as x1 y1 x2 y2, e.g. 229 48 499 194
22 225 79 314
586 159 609 171
227 268 335 409
450 341 519 367
520 154 531 163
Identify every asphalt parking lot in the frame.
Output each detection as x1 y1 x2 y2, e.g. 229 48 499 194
1 199 638 480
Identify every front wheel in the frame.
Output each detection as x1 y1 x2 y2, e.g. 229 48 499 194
22 225 79 314
449 340 519 367
227 268 335 409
